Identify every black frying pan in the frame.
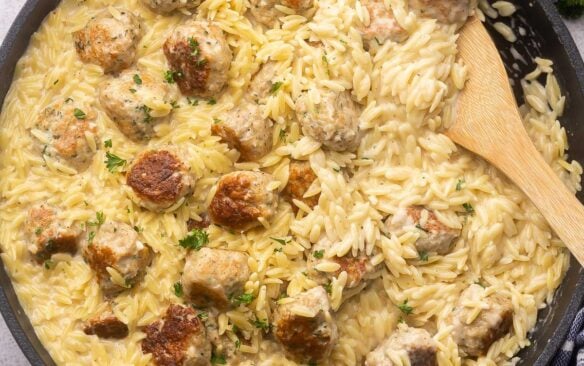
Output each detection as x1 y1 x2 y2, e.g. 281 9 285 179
0 0 583 365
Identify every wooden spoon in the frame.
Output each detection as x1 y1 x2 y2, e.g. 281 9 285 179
446 16 584 266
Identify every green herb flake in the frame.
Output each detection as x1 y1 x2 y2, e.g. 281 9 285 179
270 237 289 245
35 227 42 236
456 178 465 191
104 139 112 148
88 231 96 244
73 108 86 120
133 226 143 233
313 250 324 259
173 282 183 297
129 88 137 93
197 311 208 320
164 70 177 84
269 81 283 95
104 152 127 173
44 259 55 270
418 251 429 262
211 353 226 365
187 97 199 106
398 299 413 315
53 80 59 85
463 203 475 215
273 247 283 253
88 211 105 227
235 339 241 349
138 105 153 123
179 229 209 250
232 293 254 306
133 74 142 85
333 167 340 172
208 98 217 105
415 224 428 233
279 129 287 141
213 118 221 124
253 318 270 331
308 362 317 366
323 282 332 294
170 101 180 109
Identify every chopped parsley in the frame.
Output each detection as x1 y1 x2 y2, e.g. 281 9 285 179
173 282 183 297
133 225 143 233
235 339 241 349
138 105 153 123
253 318 270 331
35 227 42 236
73 108 86 120
279 129 287 141
129 88 137 93
211 353 226 365
269 81 283 95
398 299 413 315
321 55 328 65
232 293 254 306
308 362 317 366
104 139 112 148
313 250 324 259
273 247 283 253
208 98 217 105
87 231 96 244
170 101 180 109
187 97 199 106
179 229 209 250
188 37 207 69
463 203 475 215
456 178 465 191
64 97 73 103
164 70 182 83
197 311 208 320
213 118 221 124
133 74 143 85
104 152 126 173
418 251 429 261
44 259 55 270
88 211 105 227
323 282 332 294
270 237 289 245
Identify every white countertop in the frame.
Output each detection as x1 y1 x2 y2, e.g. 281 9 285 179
1 1 584 365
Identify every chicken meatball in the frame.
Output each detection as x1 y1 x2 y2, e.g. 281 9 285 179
141 0 201 13
25 204 81 262
73 9 141 73
408 0 470 25
211 102 273 162
83 221 153 297
84 310 129 339
163 21 232 97
295 88 361 152
248 61 280 102
385 206 461 256
142 304 212 366
451 285 513 357
126 149 195 212
360 0 409 43
33 99 98 172
273 286 338 364
208 171 278 231
181 248 250 309
282 160 319 212
99 70 174 142
250 0 314 27
365 327 438 366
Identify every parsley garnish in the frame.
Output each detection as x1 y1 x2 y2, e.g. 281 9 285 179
269 81 283 95
87 231 96 244
133 74 142 85
398 299 413 315
104 139 112 148
313 250 324 259
170 101 180 109
211 353 226 365
73 108 86 120
463 203 475 215
208 98 217 105
104 152 126 173
138 105 153 123
232 293 254 306
456 178 465 191
187 97 199 106
213 118 221 124
88 211 105 227
273 247 283 253
235 339 241 349
279 129 287 141
179 229 209 250
253 318 270 331
164 70 182 83
129 88 137 93
173 282 183 297
418 251 429 261
35 227 42 236
323 282 332 294
197 311 208 320
133 225 143 233
270 237 289 245
44 259 55 270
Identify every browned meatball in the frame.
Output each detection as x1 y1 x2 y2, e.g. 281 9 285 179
73 9 141 73
408 0 470 25
33 99 98 172
273 286 338 363
187 215 211 231
142 304 212 366
99 69 173 142
248 61 280 102
211 101 273 162
25 204 80 262
141 0 201 13
360 0 409 43
451 285 513 357
163 21 232 97
126 149 195 212
83 221 152 297
181 247 250 309
365 327 438 366
385 206 461 256
250 0 314 27
84 311 129 339
208 171 278 231
282 160 319 212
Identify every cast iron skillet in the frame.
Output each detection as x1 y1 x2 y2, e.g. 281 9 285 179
0 0 584 365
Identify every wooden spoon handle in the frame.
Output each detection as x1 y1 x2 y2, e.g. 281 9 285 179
494 132 584 266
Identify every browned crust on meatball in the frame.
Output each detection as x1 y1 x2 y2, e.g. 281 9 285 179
333 256 369 287
84 314 129 339
28 206 78 262
208 174 262 230
283 160 319 212
127 151 188 205
274 311 333 363
163 38 210 96
211 123 257 162
187 216 210 231
408 346 438 366
407 207 451 234
142 305 206 366
84 245 117 283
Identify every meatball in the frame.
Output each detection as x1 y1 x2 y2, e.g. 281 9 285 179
385 206 461 255
365 327 438 366
282 160 319 212
181 248 250 309
451 285 513 357
142 304 212 366
208 171 278 231
141 0 201 13
163 21 232 97
187 215 211 231
73 9 141 73
84 310 129 339
295 88 361 152
360 0 409 43
83 221 153 297
408 0 470 25
211 101 273 162
273 286 338 363
248 61 280 102
250 0 314 27
99 69 173 142
33 100 99 172
307 244 377 289
126 149 195 212
25 204 80 262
